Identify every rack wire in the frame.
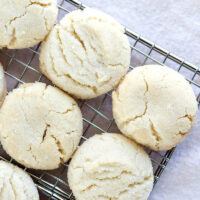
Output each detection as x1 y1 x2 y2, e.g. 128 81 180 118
0 0 200 199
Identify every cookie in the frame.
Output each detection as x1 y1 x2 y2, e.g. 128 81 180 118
0 63 6 107
0 160 39 200
68 133 153 200
112 65 198 150
40 8 130 99
0 82 83 169
0 0 58 49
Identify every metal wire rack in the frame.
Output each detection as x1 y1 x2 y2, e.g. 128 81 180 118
0 0 200 199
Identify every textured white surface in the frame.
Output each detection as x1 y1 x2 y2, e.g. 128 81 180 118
80 0 200 199
82 0 200 66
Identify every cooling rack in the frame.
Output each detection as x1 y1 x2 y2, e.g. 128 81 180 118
0 0 200 199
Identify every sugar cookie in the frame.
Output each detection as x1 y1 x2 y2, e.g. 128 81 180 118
112 65 198 150
0 0 58 49
68 133 153 200
0 160 39 200
40 8 130 99
0 83 83 169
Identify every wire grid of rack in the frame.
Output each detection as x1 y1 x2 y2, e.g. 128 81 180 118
0 0 200 199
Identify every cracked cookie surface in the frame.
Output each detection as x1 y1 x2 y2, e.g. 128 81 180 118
40 8 130 99
0 82 83 169
0 63 6 107
0 160 39 200
112 65 198 151
68 133 153 200
0 0 58 49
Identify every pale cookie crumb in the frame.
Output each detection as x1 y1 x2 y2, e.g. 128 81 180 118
0 160 39 200
0 63 6 107
112 65 198 151
68 133 153 200
40 8 131 99
0 0 58 49
0 82 83 169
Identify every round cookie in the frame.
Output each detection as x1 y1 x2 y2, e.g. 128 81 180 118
40 8 130 99
0 160 39 200
68 133 153 200
112 65 198 151
0 0 58 49
0 82 83 169
0 63 6 107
